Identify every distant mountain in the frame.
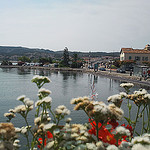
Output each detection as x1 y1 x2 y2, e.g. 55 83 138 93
0 46 120 61
0 46 54 56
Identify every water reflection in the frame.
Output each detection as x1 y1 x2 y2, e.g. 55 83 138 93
17 68 31 75
1 68 13 73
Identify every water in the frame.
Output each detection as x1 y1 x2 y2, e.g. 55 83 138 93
0 67 150 147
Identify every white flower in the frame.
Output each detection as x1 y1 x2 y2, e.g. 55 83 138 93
38 88 51 94
14 139 20 144
144 94 150 99
45 141 54 149
35 100 41 107
74 144 86 150
42 96 52 104
9 109 15 113
44 123 55 131
34 117 41 125
32 75 51 83
24 98 34 107
14 105 26 113
15 127 21 133
134 89 148 95
17 95 26 101
54 106 70 115
108 104 124 120
35 97 52 107
93 102 109 115
54 108 63 114
76 136 88 142
13 139 21 148
107 94 122 103
66 117 72 123
71 133 79 138
115 126 131 136
96 141 105 150
21 126 28 134
120 83 134 89
4 112 15 118
106 145 119 150
131 135 150 145
86 143 97 150
57 105 66 110
120 92 127 97
131 143 150 150
119 141 131 150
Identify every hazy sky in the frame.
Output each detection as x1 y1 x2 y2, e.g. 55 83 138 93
0 0 150 52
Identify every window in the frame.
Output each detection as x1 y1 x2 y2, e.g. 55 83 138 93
129 56 132 60
142 57 145 61
145 57 148 61
135 56 140 61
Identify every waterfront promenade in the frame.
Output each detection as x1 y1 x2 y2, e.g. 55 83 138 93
0 65 150 87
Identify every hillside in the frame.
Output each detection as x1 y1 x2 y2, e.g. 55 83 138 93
0 46 120 61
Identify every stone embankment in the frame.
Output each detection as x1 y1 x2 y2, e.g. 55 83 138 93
0 65 150 87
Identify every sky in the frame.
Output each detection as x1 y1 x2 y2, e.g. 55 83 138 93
0 0 150 52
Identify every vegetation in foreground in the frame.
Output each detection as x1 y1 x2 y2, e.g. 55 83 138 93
0 76 150 150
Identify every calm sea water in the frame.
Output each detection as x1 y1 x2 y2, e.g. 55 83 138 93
0 67 150 132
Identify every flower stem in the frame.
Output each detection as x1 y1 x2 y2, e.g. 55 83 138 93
146 105 150 132
133 106 140 135
95 120 99 141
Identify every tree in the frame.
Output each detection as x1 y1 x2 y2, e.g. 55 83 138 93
63 47 69 67
38 57 52 65
1 60 12 65
18 56 31 63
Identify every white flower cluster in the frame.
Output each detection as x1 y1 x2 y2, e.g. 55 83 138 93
131 133 150 145
130 134 150 150
13 139 21 149
134 89 148 96
54 105 70 116
57 123 106 150
35 96 52 107
16 96 34 112
38 88 51 98
70 96 90 104
43 123 56 131
4 112 16 119
107 94 122 103
120 83 134 89
107 92 127 108
115 126 131 136
32 75 51 83
21 126 30 134
93 101 108 114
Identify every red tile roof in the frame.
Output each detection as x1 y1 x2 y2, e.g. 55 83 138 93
121 48 150 54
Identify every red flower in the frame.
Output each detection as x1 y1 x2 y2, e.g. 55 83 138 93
107 119 119 130
88 119 116 145
38 131 53 148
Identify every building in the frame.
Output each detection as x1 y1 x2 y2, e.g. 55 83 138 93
120 44 150 64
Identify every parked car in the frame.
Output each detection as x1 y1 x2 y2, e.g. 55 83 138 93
88 66 94 69
99 67 106 71
116 68 126 73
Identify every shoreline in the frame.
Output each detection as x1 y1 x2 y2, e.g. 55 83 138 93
1 65 150 87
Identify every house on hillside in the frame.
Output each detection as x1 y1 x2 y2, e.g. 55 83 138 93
120 44 150 64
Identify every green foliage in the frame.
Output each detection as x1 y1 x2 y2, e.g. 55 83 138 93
63 47 69 67
38 57 52 65
18 56 31 63
1 60 12 65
